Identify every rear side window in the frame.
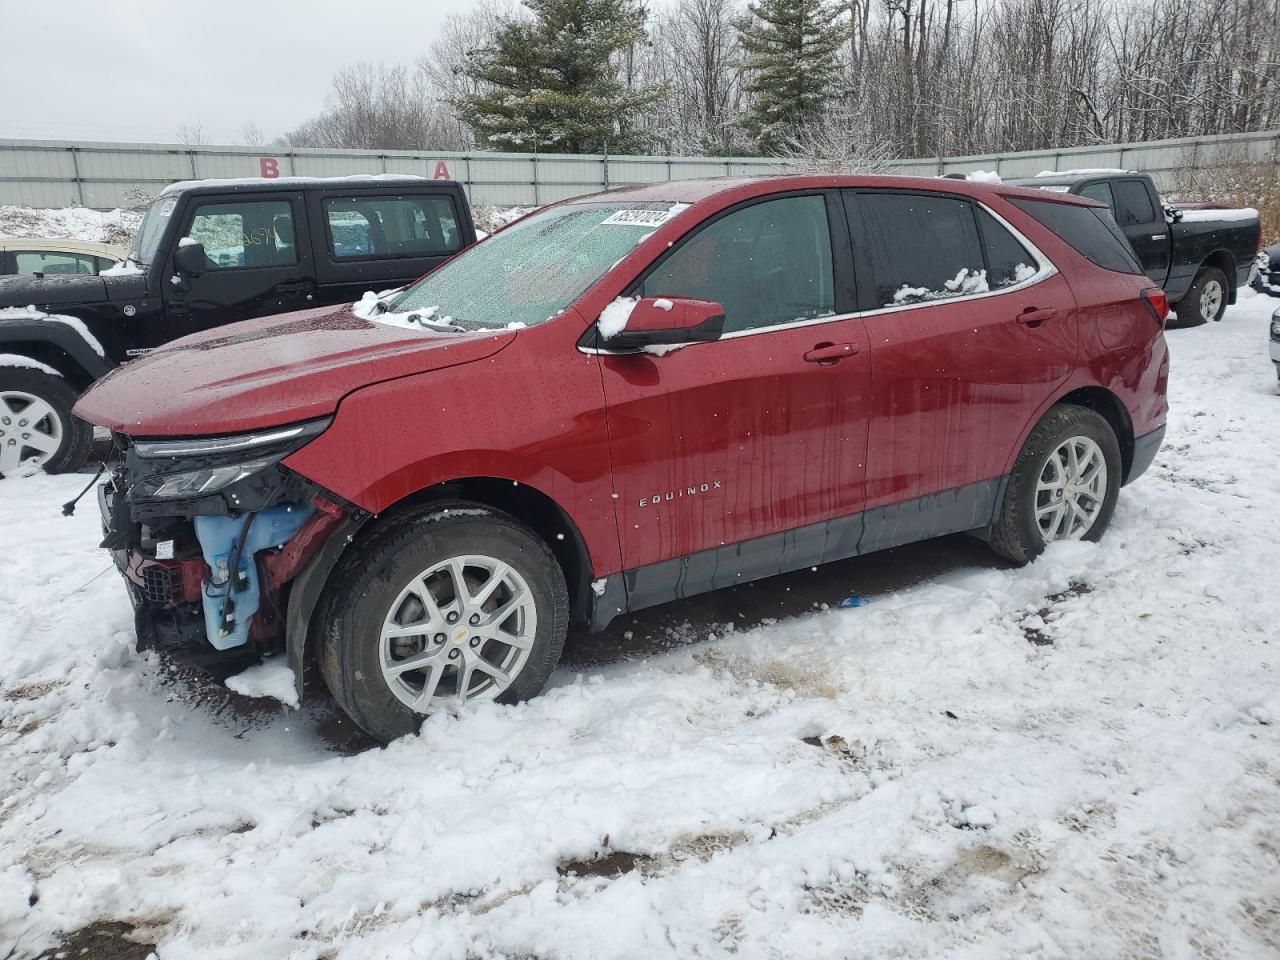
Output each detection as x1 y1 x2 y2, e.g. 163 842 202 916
324 195 461 260
1078 182 1114 207
851 193 988 306
976 210 1038 288
1008 197 1143 275
12 250 98 275
1112 180 1156 226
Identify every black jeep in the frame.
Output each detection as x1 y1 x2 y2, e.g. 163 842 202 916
0 175 476 475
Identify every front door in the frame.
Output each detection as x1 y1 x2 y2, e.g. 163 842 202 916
162 192 314 341
595 193 873 600
1111 178 1170 287
844 189 1079 546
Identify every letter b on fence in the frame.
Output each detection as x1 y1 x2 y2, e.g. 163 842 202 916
259 157 280 179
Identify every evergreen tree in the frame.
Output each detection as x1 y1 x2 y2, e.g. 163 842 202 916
736 0 849 152
455 0 663 154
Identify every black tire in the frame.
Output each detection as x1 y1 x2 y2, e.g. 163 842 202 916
1171 266 1229 328
0 366 93 476
989 405 1122 565
317 501 569 743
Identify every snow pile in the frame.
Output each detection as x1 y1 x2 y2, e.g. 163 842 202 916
0 205 141 246
2 293 1280 957
894 267 989 303
224 661 299 708
1178 206 1259 224
597 296 637 338
1034 168 1129 177
965 170 1002 183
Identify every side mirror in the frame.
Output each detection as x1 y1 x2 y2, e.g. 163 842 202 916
174 239 207 276
599 296 725 351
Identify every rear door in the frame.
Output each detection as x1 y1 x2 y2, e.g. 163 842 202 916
1109 178 1170 287
844 190 1078 544
596 192 873 592
308 189 468 306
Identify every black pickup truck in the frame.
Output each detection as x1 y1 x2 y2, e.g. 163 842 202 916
0 176 476 475
1006 171 1261 327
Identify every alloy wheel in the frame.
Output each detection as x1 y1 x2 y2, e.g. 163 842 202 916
1034 435 1108 542
1200 278 1224 321
379 554 537 711
0 390 63 474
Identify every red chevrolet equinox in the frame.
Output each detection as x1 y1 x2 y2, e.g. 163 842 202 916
76 175 1169 742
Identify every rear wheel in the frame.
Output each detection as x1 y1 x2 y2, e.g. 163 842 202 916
318 503 568 743
1171 266 1229 327
989 405 1122 564
0 367 93 476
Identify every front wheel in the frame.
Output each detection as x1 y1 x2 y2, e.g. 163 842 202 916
989 405 1122 564
0 366 93 476
1171 266 1229 327
318 503 568 743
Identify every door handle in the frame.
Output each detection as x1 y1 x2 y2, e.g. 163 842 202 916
1150 234 1167 241
1016 307 1058 327
275 280 310 295
803 342 859 364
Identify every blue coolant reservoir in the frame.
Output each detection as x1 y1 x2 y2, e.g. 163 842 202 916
194 504 315 650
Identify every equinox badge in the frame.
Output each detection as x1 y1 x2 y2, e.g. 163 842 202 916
639 480 722 508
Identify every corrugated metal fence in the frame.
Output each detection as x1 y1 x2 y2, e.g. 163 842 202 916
886 129 1280 194
0 129 1275 210
0 139 789 209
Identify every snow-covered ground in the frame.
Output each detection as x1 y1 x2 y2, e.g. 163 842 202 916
2 293 1279 959
0 205 142 246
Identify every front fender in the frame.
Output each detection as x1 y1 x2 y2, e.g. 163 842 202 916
0 310 113 381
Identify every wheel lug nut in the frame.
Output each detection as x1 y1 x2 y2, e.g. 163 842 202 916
433 633 446 644
448 649 460 660
470 637 480 648
446 611 459 624
469 613 480 626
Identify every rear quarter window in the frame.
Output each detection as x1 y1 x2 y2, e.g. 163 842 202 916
1008 197 1143 275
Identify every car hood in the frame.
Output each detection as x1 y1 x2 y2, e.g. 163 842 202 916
74 303 516 436
0 273 109 308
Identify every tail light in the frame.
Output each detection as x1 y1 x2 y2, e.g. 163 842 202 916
1141 287 1168 326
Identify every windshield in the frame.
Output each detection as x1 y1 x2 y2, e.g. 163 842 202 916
129 196 177 267
386 201 682 330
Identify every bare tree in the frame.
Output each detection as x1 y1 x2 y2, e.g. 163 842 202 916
175 122 207 146
772 107 896 171
281 62 463 150
240 122 266 147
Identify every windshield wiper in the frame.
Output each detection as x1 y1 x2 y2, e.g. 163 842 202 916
408 312 466 333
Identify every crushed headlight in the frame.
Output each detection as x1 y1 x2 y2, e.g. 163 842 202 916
126 418 331 502
132 419 329 459
133 454 282 499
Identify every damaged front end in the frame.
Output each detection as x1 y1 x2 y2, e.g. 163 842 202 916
98 419 365 685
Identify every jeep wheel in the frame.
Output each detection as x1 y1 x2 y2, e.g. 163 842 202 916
318 503 568 743
989 405 1122 565
0 367 93 476
1171 266 1229 327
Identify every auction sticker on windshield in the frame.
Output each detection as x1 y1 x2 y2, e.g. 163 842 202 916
602 209 676 227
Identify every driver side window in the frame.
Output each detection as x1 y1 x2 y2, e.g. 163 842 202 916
183 200 297 270
640 195 835 334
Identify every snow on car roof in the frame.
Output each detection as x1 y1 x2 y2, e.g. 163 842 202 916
160 174 437 196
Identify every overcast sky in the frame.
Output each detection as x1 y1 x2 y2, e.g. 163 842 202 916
0 0 483 144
